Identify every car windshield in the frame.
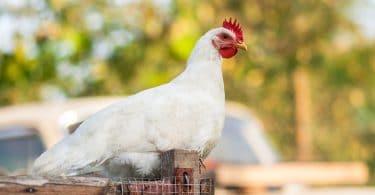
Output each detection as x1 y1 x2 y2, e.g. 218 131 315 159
0 126 45 175
209 114 279 165
209 116 259 164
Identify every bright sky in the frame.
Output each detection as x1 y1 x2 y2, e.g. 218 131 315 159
349 0 375 40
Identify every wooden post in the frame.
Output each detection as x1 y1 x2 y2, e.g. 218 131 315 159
160 149 201 194
293 68 312 161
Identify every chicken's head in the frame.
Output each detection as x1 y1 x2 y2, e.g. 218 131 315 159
211 18 247 58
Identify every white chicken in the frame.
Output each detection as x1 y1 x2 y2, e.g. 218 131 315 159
32 18 247 178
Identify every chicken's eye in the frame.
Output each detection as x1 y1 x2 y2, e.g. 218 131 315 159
223 34 228 39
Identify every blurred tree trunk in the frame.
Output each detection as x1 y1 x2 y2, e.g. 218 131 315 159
293 67 312 161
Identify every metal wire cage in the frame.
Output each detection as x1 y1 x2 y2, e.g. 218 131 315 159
110 176 214 194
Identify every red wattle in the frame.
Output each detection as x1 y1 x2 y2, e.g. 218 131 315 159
219 47 238 58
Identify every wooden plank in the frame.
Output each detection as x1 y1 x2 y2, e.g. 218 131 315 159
216 162 368 187
0 176 111 195
0 176 110 187
0 183 107 195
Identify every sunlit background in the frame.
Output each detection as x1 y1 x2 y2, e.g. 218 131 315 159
0 0 375 194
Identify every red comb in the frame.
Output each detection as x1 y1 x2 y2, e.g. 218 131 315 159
222 18 243 42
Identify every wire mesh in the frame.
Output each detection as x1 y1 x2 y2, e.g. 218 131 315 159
111 176 214 194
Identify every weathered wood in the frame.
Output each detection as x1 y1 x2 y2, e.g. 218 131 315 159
175 168 194 194
200 178 215 194
0 176 110 187
0 176 110 195
160 149 200 179
160 149 201 194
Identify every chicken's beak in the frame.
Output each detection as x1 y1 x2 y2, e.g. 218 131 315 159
235 42 247 51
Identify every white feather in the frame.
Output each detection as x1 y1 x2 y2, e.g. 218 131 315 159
32 28 233 177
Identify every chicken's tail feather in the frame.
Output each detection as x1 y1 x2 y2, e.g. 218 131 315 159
32 140 108 176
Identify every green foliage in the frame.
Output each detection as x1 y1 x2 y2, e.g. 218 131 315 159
1 0 375 184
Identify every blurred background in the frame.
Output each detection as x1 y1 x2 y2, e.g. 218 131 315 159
0 0 375 194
